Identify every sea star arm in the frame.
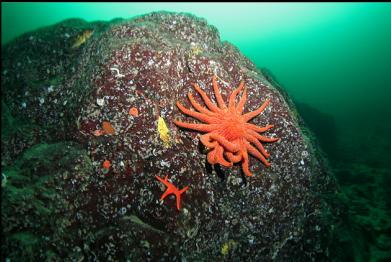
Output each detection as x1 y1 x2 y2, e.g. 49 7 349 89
212 75 228 110
228 81 245 111
226 150 243 163
216 145 233 166
243 99 270 122
155 175 170 187
176 197 182 210
248 129 279 143
176 101 220 123
207 145 232 167
174 120 220 132
201 133 240 152
156 175 177 200
207 146 219 165
160 188 174 201
244 133 270 158
246 143 271 167
241 150 253 177
200 134 219 148
188 93 217 116
176 186 189 210
192 83 222 113
236 87 247 114
245 123 274 133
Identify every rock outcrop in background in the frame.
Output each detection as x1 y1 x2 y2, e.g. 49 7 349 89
1 12 339 261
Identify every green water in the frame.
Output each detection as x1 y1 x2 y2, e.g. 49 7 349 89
2 2 391 260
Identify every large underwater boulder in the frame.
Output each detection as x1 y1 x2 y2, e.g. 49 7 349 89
1 12 338 261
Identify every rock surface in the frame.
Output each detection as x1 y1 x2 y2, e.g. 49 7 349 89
1 12 337 261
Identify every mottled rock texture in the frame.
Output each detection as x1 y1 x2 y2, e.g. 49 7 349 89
2 12 338 261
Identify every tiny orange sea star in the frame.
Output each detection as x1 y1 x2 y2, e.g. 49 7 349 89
174 75 279 177
156 175 189 210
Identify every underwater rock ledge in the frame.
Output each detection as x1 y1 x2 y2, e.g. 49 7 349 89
1 11 338 261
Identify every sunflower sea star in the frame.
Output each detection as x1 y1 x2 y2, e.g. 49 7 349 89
174 75 279 177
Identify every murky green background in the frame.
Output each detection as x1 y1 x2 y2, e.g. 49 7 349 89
2 2 391 259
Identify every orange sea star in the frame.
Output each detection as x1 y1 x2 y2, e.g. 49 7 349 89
156 175 189 210
174 75 279 177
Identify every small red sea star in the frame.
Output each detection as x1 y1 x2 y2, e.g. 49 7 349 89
174 75 279 177
156 175 189 210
